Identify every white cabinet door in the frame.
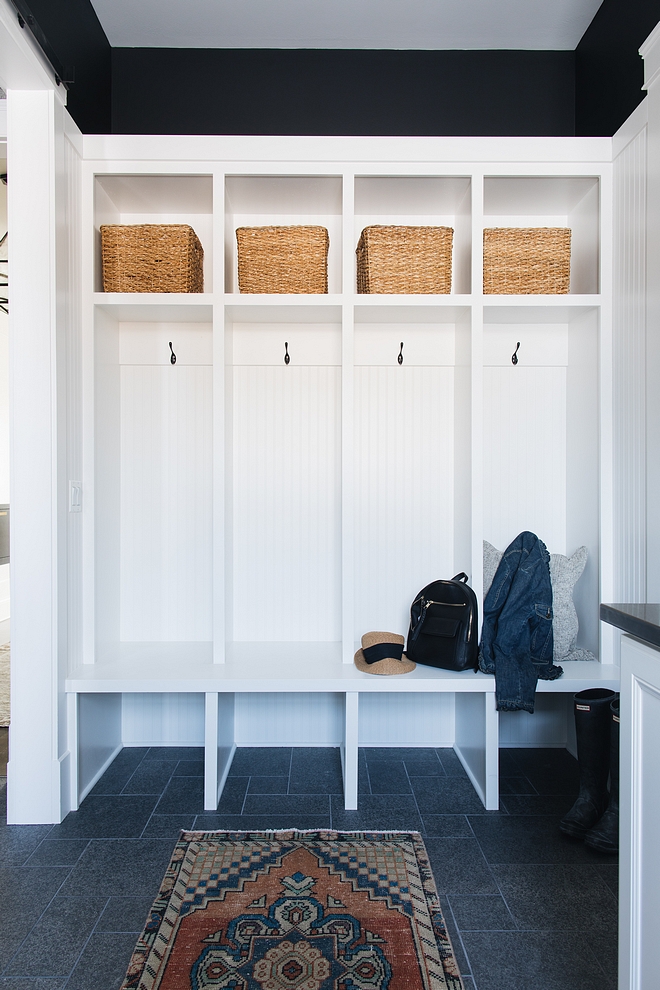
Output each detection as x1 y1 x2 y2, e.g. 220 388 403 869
620 634 660 990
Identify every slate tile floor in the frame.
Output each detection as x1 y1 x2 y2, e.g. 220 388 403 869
0 742 618 990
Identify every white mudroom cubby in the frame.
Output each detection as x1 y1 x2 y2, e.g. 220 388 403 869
46 138 619 821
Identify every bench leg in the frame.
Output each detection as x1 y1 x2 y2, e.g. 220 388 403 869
342 691 359 810
204 692 236 811
455 692 499 810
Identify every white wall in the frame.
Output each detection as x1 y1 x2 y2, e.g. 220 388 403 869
0 159 8 624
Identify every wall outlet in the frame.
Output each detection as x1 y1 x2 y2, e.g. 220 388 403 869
69 481 82 512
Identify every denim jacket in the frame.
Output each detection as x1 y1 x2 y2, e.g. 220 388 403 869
479 531 563 713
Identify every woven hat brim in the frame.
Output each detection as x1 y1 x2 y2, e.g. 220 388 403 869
354 649 416 675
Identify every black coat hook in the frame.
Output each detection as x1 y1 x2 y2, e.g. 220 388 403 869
284 341 290 365
511 341 520 366
169 342 176 365
398 342 404 365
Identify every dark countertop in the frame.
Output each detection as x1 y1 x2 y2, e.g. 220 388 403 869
600 603 660 649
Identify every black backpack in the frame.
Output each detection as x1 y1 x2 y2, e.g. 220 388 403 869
406 573 479 671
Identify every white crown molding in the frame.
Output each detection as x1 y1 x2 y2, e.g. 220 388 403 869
640 20 660 91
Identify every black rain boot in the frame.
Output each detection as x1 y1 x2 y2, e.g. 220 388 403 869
584 696 620 854
559 688 616 838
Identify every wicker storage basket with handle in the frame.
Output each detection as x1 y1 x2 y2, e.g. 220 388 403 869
483 227 571 294
356 225 453 294
236 225 329 293
100 224 204 293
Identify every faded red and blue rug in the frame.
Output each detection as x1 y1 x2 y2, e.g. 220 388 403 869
121 830 463 990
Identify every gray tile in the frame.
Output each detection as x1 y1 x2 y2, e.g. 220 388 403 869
216 777 249 813
438 894 471 977
60 839 175 898
173 760 204 777
5 896 107 978
141 814 196 837
491 864 618 931
193 815 332 832
289 749 343 795
0 824 54 866
498 749 524 773
24 840 90 867
64 932 140 990
95 897 155 934
229 748 292 776
461 930 615 990
155 777 205 815
585 928 619 990
0 982 66 989
242 794 331 817
468 815 616 865
367 763 412 795
0 868 70 970
423 837 497 896
524 766 580 796
49 796 158 839
247 776 289 795
457 979 475 990
499 776 538 796
411 777 490 815
421 815 474 838
330 794 422 833
144 746 203 762
447 894 517 931
402 749 445 776
595 863 619 898
436 748 468 777
88 748 149 796
500 794 574 816
121 760 175 795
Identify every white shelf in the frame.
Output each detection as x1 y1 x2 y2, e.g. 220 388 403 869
66 648 618 696
94 293 214 322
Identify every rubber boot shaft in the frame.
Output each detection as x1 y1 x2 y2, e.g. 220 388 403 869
560 688 616 838
585 697 620 854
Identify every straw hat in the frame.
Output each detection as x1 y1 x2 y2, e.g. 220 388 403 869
354 631 416 675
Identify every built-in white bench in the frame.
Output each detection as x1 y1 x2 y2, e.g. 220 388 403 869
65 649 620 813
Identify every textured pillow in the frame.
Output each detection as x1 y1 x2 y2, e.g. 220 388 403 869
483 540 596 662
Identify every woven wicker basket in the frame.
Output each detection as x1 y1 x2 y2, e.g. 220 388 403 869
356 226 453 294
100 224 204 293
483 228 571 294
236 226 329 293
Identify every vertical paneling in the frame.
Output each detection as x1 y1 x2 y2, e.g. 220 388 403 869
64 133 83 672
120 365 213 640
483 367 567 553
614 127 647 601
354 366 454 638
358 693 454 746
499 696 569 748
122 693 205 745
232 366 341 641
235 693 344 745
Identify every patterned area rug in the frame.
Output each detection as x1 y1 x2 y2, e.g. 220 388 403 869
0 642 8 726
121 830 462 990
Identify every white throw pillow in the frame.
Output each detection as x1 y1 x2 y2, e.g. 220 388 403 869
483 540 596 662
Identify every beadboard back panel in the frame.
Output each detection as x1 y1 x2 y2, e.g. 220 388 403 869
120 363 213 641
231 364 342 641
353 365 455 638
613 124 647 602
122 692 206 746
483 365 567 554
